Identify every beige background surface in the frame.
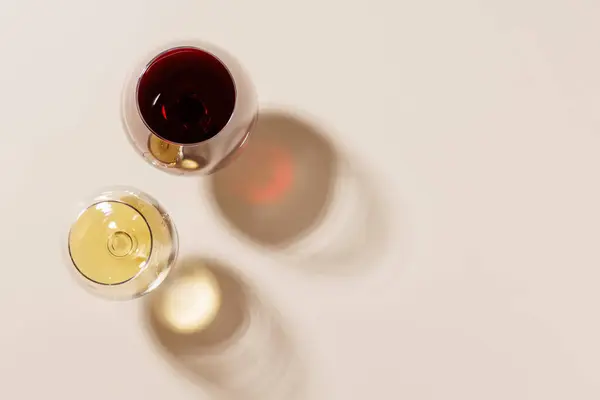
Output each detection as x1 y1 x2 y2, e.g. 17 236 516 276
1 0 599 399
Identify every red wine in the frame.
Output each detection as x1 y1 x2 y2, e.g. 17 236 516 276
137 47 236 144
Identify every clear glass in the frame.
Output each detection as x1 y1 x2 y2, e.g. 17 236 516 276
65 187 178 300
122 40 258 175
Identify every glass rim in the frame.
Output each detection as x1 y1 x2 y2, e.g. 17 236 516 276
134 44 239 147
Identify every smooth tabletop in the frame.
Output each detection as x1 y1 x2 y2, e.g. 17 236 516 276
1 0 599 399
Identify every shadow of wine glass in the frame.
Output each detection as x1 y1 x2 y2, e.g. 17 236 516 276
205 109 391 275
143 257 306 400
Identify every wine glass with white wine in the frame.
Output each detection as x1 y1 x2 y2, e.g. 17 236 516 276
66 187 178 300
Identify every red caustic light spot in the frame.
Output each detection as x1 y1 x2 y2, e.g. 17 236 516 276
235 145 294 205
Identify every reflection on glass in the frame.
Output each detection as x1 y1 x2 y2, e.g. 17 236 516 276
148 135 181 166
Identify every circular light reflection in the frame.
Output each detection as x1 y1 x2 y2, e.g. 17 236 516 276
158 269 222 334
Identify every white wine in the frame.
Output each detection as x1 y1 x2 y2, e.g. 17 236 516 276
69 201 152 284
68 188 178 299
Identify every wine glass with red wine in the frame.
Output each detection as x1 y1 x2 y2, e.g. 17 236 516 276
123 41 258 175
